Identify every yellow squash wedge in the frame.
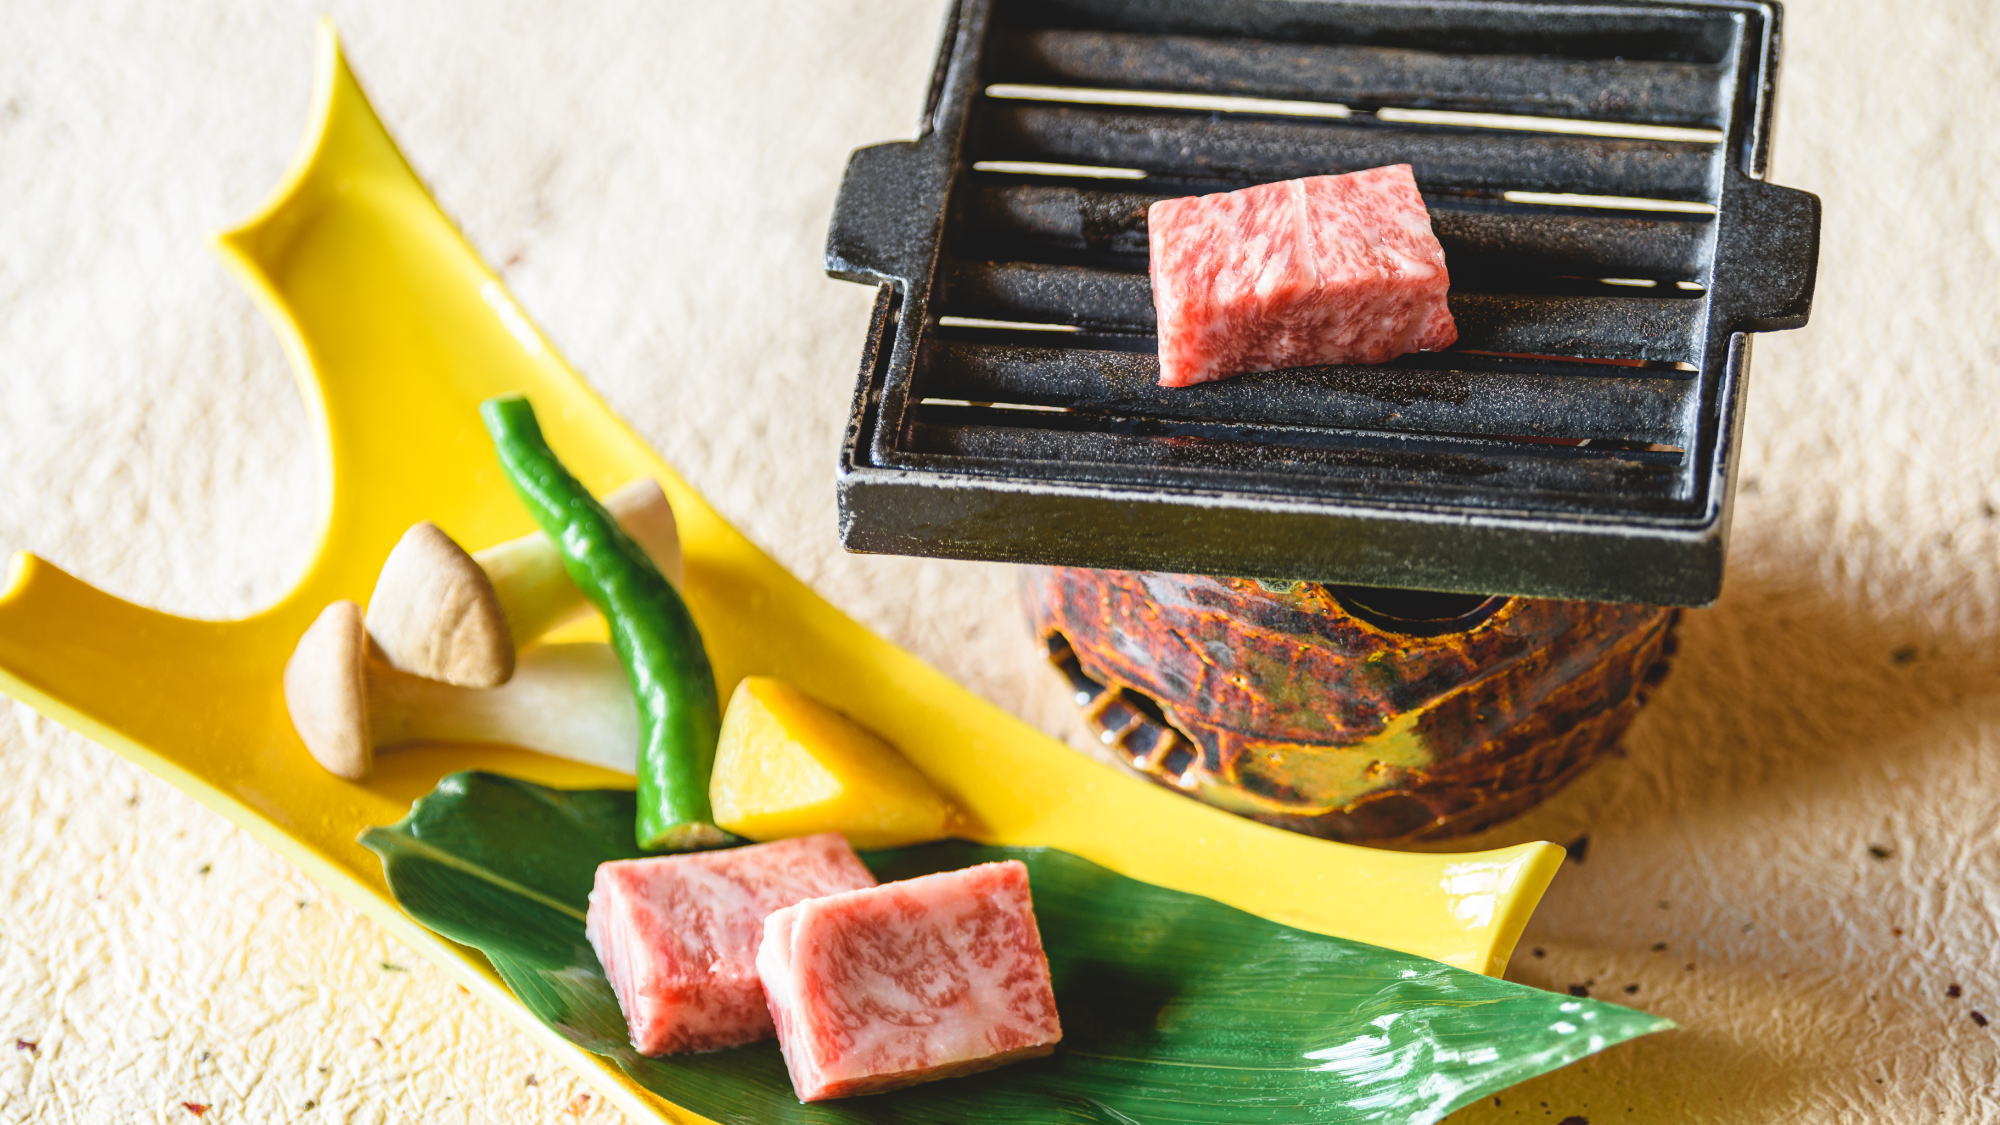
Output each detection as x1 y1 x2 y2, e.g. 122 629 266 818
711 676 956 848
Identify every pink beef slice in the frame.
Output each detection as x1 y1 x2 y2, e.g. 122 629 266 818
757 860 1062 1101
585 833 876 1055
1146 164 1458 387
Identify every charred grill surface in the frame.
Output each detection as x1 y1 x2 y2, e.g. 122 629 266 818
828 0 1820 606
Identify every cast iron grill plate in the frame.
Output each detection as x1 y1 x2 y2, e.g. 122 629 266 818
827 0 1820 606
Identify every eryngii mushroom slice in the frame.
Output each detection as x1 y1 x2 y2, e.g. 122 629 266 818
283 600 640 781
481 478 685 639
365 522 515 688
366 479 681 688
284 600 374 780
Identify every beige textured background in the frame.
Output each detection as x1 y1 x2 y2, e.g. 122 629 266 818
2 1 1995 1122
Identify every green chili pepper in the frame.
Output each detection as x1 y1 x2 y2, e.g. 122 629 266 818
480 394 729 851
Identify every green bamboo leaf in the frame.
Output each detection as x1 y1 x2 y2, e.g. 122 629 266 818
362 772 1669 1124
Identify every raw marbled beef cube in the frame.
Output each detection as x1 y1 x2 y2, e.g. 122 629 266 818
758 860 1062 1101
586 833 876 1055
1147 164 1457 387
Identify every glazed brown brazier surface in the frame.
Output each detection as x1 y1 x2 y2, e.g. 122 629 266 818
1029 567 1677 842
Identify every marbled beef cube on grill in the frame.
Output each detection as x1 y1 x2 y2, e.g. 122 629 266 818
758 860 1062 1101
1147 164 1458 387
585 833 876 1055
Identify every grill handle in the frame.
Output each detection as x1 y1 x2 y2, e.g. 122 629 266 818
1714 180 1821 333
826 140 936 286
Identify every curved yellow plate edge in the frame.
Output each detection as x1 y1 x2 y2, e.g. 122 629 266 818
0 21 1564 1125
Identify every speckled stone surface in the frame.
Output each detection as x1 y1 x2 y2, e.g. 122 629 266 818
1 1 1996 1122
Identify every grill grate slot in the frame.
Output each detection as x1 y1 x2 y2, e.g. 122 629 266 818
974 102 1721 201
1002 0 1740 63
986 29 1730 127
903 409 1687 509
956 181 1713 280
825 0 1821 606
925 342 1690 447
941 260 1707 364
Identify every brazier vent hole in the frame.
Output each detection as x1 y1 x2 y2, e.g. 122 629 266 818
1045 629 1206 780
1331 586 1508 636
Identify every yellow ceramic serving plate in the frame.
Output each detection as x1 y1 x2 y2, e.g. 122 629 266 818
0 24 1563 1124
